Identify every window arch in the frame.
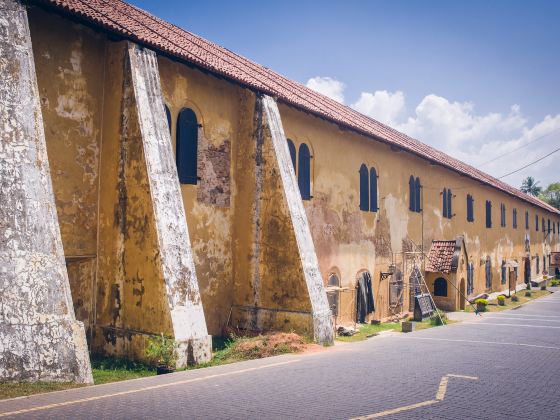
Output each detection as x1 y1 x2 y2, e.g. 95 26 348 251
414 177 421 212
359 164 369 211
164 104 172 134
298 143 311 200
485 257 492 289
176 108 199 184
287 138 296 171
409 176 415 211
434 277 447 297
369 167 378 212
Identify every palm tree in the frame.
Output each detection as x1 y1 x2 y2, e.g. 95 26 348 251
520 176 542 196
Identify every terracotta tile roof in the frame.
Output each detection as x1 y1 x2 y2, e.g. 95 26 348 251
35 0 559 215
426 240 457 274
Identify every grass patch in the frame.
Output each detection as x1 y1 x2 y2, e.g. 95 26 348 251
193 332 310 369
335 322 400 342
465 289 551 313
91 355 155 385
0 382 85 400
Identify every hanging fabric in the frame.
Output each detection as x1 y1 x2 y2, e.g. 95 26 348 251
356 272 375 323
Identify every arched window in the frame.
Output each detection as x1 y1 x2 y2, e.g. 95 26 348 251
485 200 492 228
485 257 492 288
434 277 447 297
164 104 172 134
409 176 415 211
176 108 199 184
501 260 507 284
442 188 448 218
369 167 378 212
328 273 340 287
359 164 369 211
298 143 311 200
447 188 452 218
287 138 296 171
414 177 421 212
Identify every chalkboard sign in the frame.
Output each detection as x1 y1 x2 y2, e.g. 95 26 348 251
414 294 434 321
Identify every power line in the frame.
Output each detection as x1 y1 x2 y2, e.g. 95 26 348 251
478 127 560 167
498 146 560 179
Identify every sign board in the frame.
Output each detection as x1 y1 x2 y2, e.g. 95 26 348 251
413 294 434 321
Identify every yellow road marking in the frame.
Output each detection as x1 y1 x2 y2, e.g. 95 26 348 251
351 400 439 419
0 359 300 418
350 374 478 419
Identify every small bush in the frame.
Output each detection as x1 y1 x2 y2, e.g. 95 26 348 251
525 291 532 297
145 334 178 367
551 279 560 287
475 298 488 312
430 309 447 326
497 295 506 306
511 295 519 302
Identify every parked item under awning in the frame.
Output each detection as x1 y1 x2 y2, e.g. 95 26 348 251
356 271 375 323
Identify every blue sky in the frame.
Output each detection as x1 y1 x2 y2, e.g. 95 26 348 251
131 0 560 188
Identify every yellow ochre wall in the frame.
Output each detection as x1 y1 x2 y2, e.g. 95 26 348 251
27 6 560 351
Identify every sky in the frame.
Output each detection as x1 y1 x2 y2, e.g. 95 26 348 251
130 0 560 189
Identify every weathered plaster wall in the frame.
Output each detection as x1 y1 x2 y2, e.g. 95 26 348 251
0 0 92 383
158 56 238 336
279 102 560 323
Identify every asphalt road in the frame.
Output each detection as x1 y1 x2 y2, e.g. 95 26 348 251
2 291 560 419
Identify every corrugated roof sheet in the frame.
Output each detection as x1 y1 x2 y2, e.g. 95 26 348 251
34 0 559 215
426 241 457 274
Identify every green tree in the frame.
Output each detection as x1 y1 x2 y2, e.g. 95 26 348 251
520 176 542 196
540 182 560 210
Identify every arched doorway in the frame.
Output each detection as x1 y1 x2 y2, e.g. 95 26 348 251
459 278 466 310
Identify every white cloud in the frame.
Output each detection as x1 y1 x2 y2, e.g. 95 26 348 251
351 90 406 127
305 76 345 104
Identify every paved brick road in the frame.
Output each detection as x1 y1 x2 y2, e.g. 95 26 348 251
2 291 560 419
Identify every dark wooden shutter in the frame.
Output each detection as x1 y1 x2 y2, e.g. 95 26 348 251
369 167 378 212
414 177 421 212
359 164 369 211
434 278 447 297
409 176 415 211
447 188 452 218
287 138 296 171
164 104 172 134
442 188 447 218
176 108 198 184
298 143 311 200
